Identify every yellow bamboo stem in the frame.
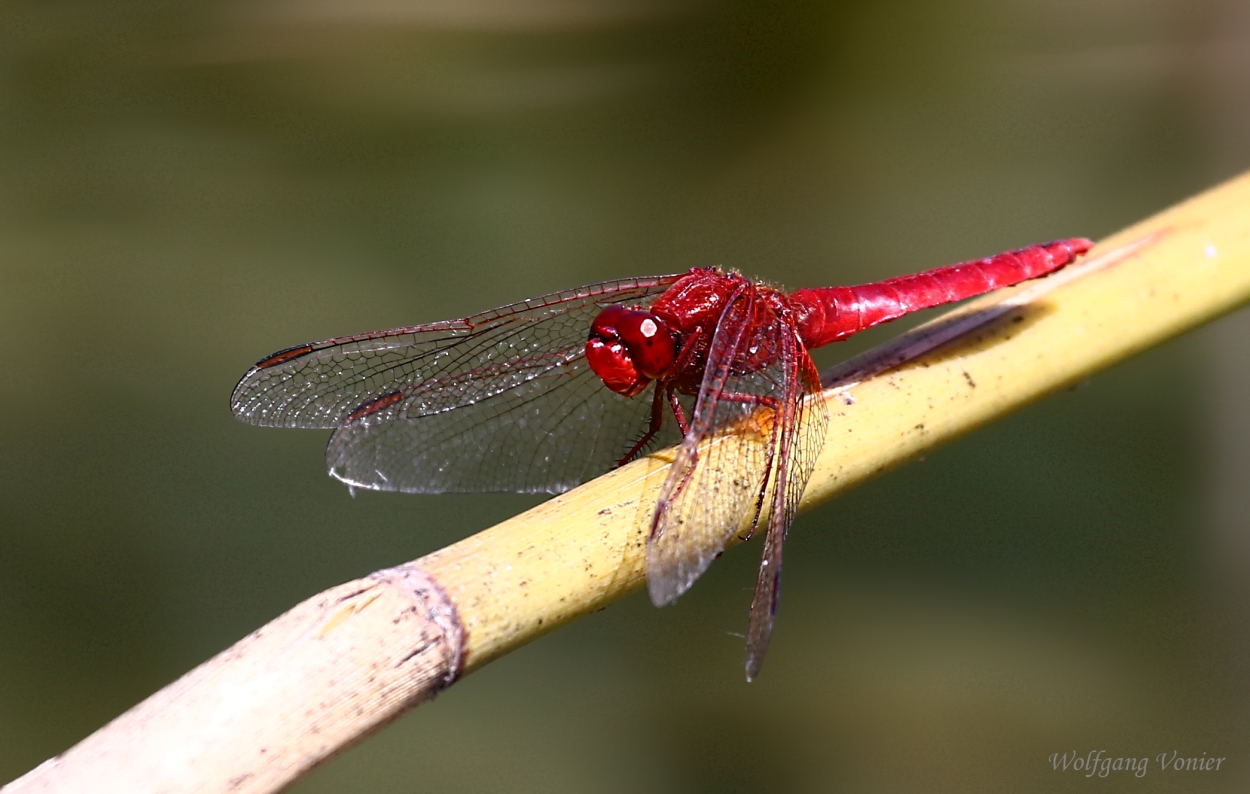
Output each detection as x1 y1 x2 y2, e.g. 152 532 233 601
7 171 1250 794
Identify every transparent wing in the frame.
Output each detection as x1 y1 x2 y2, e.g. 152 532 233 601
231 275 683 493
646 285 785 606
326 356 684 494
744 336 828 680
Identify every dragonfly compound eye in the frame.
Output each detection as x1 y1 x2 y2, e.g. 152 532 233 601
586 305 649 396
615 309 676 381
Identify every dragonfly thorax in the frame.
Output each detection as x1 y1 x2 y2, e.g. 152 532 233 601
585 304 677 396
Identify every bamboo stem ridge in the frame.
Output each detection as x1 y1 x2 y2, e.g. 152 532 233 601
8 171 1250 794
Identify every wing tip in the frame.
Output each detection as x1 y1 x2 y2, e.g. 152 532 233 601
645 545 707 608
228 341 325 427
744 653 763 682
228 367 264 424
647 577 680 608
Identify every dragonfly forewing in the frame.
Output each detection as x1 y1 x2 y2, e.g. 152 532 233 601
230 276 682 430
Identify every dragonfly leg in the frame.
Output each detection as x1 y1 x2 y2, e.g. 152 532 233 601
617 384 668 466
667 383 689 436
741 435 779 543
670 328 703 374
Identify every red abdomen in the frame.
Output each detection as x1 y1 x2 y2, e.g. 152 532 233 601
788 238 1093 349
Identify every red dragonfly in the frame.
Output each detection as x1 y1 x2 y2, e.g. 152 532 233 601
232 238 1093 679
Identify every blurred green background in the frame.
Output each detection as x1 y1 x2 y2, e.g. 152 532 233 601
3 0 1249 791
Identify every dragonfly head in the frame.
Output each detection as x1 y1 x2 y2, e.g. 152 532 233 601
586 304 677 396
